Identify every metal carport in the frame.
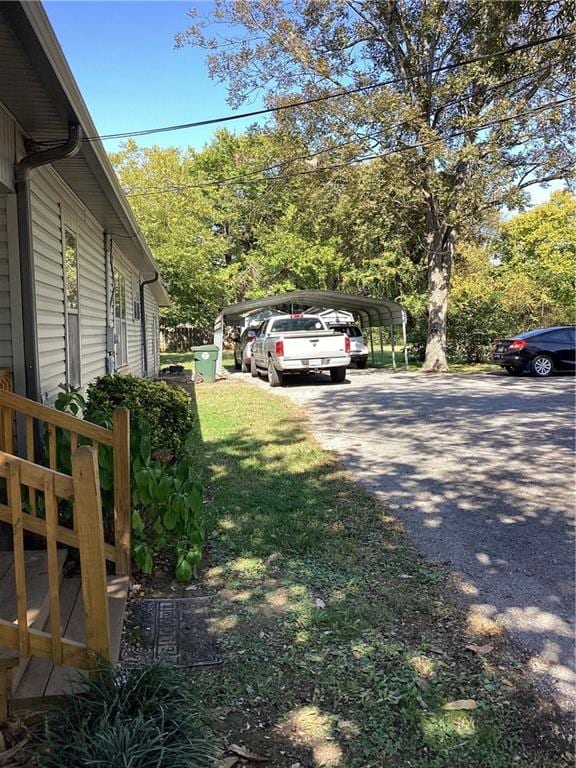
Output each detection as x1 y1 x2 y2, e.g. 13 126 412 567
213 290 408 373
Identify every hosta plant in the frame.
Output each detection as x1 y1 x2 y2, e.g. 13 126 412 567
131 422 207 581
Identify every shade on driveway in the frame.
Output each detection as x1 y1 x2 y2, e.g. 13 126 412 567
243 366 576 710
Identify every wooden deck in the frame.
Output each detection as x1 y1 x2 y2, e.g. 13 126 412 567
0 550 128 705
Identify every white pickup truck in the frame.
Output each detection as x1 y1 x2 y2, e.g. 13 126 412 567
250 314 351 386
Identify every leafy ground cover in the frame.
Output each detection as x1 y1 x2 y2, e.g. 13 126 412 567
183 377 571 768
35 665 218 767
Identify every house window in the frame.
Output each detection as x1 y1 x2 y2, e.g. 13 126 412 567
64 228 80 387
114 268 128 367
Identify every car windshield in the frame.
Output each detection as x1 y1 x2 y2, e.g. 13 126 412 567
270 317 325 332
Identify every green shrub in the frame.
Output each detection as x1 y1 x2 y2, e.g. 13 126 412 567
85 374 194 459
54 383 208 582
36 664 219 767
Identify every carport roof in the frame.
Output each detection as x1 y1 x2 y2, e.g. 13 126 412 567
219 290 406 327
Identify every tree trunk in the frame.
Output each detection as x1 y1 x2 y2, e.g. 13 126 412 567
422 232 453 372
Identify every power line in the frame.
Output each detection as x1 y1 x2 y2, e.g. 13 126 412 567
124 96 575 197
123 67 545 195
84 31 573 143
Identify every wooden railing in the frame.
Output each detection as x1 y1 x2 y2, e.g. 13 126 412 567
0 447 110 668
0 369 12 392
0 389 131 575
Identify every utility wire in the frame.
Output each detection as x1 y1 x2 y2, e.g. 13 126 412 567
125 96 575 197
123 67 546 195
82 31 573 143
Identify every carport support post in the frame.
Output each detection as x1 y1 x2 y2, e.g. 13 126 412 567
390 325 397 370
402 319 408 369
369 325 375 366
378 326 384 368
213 313 224 373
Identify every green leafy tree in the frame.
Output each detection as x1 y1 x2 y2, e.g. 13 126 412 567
111 141 230 330
497 190 576 327
179 0 575 369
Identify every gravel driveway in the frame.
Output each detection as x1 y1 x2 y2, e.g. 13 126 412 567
242 367 576 709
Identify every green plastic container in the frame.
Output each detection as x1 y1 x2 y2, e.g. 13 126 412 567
191 345 219 383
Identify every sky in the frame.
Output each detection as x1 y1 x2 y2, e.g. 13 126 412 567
44 1 561 205
44 0 266 153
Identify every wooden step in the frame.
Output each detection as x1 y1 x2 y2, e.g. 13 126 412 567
0 550 67 690
14 574 129 701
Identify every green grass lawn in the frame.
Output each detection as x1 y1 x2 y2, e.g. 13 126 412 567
161 350 500 376
185 380 567 768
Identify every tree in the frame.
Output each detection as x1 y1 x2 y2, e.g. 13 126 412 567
178 0 575 369
497 190 576 327
110 140 230 330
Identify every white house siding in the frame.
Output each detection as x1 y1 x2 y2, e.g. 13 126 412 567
77 214 107 385
0 196 11 368
4 122 161 400
113 248 142 377
31 166 67 403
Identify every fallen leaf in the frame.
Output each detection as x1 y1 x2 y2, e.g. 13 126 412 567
217 759 239 768
228 744 267 762
429 646 444 655
443 699 477 711
314 598 326 609
415 677 429 691
417 696 429 710
465 643 494 655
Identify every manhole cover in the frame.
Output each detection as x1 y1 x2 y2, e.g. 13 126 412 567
121 597 222 669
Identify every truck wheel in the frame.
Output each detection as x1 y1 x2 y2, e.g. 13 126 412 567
268 359 284 387
250 358 259 378
330 366 347 383
234 355 241 370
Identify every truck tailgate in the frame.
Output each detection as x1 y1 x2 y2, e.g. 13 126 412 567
282 332 345 359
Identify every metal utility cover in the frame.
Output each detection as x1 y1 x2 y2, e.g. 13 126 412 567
121 597 222 669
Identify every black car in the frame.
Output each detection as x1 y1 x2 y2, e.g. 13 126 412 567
491 326 576 377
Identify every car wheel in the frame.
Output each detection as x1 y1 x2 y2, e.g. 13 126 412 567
234 355 241 371
505 366 522 375
241 358 249 373
356 359 367 369
268 359 283 387
330 366 347 383
250 357 259 378
531 354 554 377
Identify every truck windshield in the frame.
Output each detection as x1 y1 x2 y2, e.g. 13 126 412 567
270 318 324 332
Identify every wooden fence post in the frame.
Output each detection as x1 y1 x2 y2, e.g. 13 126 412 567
72 446 110 663
112 407 131 576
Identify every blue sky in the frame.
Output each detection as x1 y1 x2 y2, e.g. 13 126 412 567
44 1 266 153
44 1 560 205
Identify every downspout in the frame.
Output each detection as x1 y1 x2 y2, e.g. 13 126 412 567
140 272 159 377
15 124 82 402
